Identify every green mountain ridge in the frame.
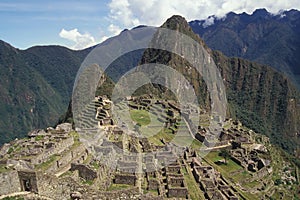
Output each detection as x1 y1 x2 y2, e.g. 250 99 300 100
0 40 89 144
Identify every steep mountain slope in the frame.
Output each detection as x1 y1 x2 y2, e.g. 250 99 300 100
189 9 300 87
131 15 300 154
0 41 89 144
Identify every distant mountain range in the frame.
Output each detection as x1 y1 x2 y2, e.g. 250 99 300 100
0 9 299 157
189 8 300 88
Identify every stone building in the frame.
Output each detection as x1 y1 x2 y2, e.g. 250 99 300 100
114 173 137 186
18 170 38 193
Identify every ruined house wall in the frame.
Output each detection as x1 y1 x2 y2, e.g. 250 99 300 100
250 168 269 181
70 163 97 181
31 137 74 165
167 176 184 187
0 171 20 196
114 174 136 185
166 165 181 174
148 179 159 190
37 173 83 200
45 144 87 173
18 170 38 193
192 168 200 183
230 156 243 167
167 187 188 198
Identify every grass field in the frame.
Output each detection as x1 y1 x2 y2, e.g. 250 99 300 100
107 183 132 191
130 109 151 126
130 109 166 139
204 151 243 173
148 129 175 145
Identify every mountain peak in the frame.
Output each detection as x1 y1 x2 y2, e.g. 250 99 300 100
252 8 270 18
162 15 190 30
0 40 19 54
161 15 206 47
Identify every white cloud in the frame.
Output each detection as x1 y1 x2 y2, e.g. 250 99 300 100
108 24 122 35
59 28 96 50
203 16 215 28
107 0 300 29
58 0 300 49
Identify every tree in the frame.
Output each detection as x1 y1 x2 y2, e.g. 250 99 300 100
219 149 230 164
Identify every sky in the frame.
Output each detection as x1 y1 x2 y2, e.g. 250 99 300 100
1 0 300 50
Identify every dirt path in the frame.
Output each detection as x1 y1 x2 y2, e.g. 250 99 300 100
0 191 30 199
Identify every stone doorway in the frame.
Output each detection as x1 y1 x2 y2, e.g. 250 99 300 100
22 179 31 191
18 170 38 193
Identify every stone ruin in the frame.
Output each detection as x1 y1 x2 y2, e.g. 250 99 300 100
18 170 39 193
230 144 271 174
0 95 284 199
165 161 188 199
191 160 239 200
114 173 137 186
70 163 97 181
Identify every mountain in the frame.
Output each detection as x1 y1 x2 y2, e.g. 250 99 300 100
0 40 89 144
77 15 300 155
0 15 299 200
1 9 300 157
189 8 300 88
141 15 300 154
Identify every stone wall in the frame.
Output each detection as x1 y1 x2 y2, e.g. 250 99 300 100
167 176 184 187
0 170 20 196
114 174 136 185
37 173 84 200
148 179 159 190
45 144 87 173
70 163 97 181
18 170 38 193
99 187 139 200
167 187 188 198
192 167 200 183
31 137 74 165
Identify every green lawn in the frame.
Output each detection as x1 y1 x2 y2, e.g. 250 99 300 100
148 129 174 146
35 154 60 170
130 109 151 126
204 151 243 173
190 139 203 149
107 183 132 191
0 164 10 173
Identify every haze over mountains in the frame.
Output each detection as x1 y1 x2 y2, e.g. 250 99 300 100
0 8 299 157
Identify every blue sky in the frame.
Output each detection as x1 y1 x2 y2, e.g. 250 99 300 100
0 0 111 49
1 0 299 50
